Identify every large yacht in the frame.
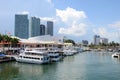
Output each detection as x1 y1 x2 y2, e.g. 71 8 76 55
48 48 62 62
14 48 50 64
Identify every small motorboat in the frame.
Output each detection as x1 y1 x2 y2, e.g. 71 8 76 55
112 52 120 58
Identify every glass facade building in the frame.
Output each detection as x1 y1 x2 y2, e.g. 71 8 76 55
15 14 29 39
40 24 45 35
47 21 53 36
29 17 40 37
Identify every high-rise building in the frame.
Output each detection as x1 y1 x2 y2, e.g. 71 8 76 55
47 21 53 36
94 35 100 45
94 35 108 45
15 14 29 39
40 24 45 35
29 17 40 37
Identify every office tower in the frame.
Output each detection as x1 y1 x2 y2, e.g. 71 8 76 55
94 35 109 45
40 24 45 35
94 35 100 45
47 21 53 36
29 17 40 37
15 14 29 39
100 38 108 44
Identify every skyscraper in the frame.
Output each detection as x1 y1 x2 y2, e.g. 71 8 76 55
15 14 29 39
47 21 53 36
93 35 108 45
40 24 45 35
29 17 40 37
94 35 100 45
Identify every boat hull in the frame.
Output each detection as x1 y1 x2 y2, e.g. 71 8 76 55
16 59 49 64
15 57 49 64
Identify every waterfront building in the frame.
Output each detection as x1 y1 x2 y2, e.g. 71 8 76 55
19 35 64 48
82 40 88 46
15 14 29 39
100 38 108 44
93 35 108 45
29 17 40 37
47 21 53 36
40 24 46 35
94 35 100 45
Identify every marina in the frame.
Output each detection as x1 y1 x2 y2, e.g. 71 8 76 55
0 47 80 64
0 51 120 80
0 0 120 80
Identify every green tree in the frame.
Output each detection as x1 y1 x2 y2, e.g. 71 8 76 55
0 34 19 52
11 38 19 47
89 43 95 49
0 34 3 42
116 42 119 46
3 35 12 47
64 39 75 45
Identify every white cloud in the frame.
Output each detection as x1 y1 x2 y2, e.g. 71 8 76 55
40 17 56 22
93 27 107 37
108 21 120 29
56 7 87 36
21 11 29 14
47 0 52 3
46 0 54 7
93 27 118 41
59 22 87 36
56 7 87 23
18 11 29 14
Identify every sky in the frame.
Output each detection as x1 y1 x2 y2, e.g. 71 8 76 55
0 0 120 43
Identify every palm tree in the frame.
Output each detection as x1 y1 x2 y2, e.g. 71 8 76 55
0 34 3 42
3 35 12 46
0 35 10 53
11 38 19 47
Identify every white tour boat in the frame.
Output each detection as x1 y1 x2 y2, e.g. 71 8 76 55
14 48 50 64
48 49 61 62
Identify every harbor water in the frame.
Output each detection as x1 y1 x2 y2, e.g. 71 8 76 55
0 51 120 80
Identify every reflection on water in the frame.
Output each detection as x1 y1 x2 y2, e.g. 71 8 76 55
0 62 19 80
1 52 120 80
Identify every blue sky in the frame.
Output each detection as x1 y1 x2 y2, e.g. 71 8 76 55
0 0 120 43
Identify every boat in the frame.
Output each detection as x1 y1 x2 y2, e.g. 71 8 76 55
48 49 62 62
63 49 75 56
63 44 78 56
0 53 15 63
14 48 50 64
112 52 120 58
63 47 78 56
74 47 83 52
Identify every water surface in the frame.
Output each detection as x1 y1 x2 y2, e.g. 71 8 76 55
0 51 120 80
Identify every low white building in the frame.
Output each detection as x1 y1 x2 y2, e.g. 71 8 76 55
19 35 64 48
